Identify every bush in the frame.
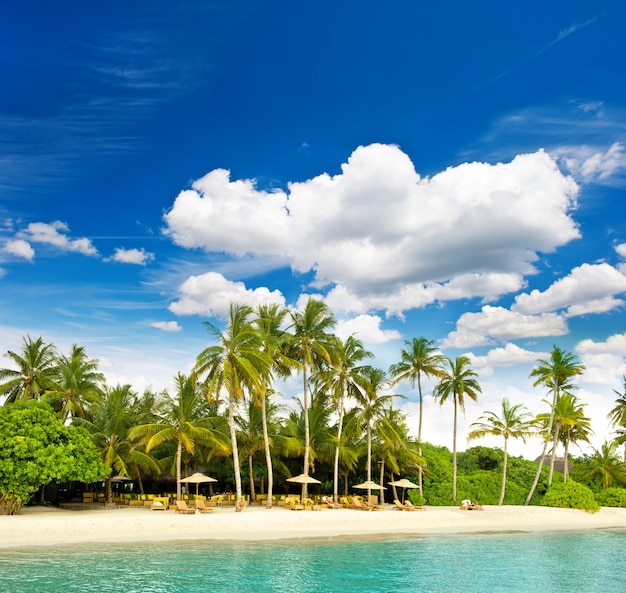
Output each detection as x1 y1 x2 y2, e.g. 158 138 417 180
541 480 599 512
595 487 626 508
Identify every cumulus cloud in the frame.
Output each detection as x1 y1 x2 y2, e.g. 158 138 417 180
512 263 626 317
107 247 155 265
442 305 568 348
3 239 35 261
17 221 97 256
616 243 626 259
575 332 626 386
335 314 402 344
557 142 626 183
163 144 580 315
468 343 549 376
150 321 182 332
169 271 286 318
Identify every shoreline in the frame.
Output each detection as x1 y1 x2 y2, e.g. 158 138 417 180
2 504 626 549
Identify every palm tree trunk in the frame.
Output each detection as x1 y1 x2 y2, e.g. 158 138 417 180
105 477 113 505
548 423 561 486
367 420 372 504
248 454 256 502
302 363 310 501
176 440 182 501
333 394 345 503
452 395 458 503
563 433 570 483
261 393 273 509
228 393 243 507
525 385 559 505
499 436 508 505
379 459 385 504
417 374 424 498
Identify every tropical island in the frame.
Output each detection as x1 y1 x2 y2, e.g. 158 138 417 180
2 299 626 524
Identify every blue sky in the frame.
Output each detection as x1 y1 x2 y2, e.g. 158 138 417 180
2 1 626 458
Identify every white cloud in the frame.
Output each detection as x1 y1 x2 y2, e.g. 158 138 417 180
150 321 182 332
576 332 626 387
3 239 35 261
512 263 626 316
169 271 286 318
163 145 580 316
616 243 626 259
108 247 155 265
18 221 98 256
335 314 401 344
557 142 626 183
468 343 549 375
442 305 568 348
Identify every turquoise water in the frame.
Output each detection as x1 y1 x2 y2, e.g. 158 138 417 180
1 530 625 593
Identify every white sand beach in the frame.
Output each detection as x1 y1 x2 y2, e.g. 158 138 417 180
2 504 626 549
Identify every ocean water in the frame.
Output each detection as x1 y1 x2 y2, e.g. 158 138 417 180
1 530 625 593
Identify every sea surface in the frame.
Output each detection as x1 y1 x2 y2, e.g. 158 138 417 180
1 530 625 593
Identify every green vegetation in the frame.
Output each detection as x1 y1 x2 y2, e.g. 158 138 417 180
1 306 625 514
0 401 108 514
541 480 599 512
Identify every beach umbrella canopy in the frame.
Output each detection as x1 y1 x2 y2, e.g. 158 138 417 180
286 473 321 485
352 480 386 490
111 475 133 482
388 478 419 503
179 472 217 496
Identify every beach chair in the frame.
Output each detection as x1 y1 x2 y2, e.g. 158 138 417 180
404 500 425 511
194 499 214 513
175 500 196 514
350 496 382 511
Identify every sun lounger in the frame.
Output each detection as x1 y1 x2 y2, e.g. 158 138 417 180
350 496 383 511
404 500 425 511
175 500 196 514
194 499 214 513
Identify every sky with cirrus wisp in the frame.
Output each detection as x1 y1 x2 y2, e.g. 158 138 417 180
1 0 626 458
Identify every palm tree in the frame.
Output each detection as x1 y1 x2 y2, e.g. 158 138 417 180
253 303 298 508
389 337 445 496
313 335 372 503
468 398 534 505
525 346 585 504
0 336 58 403
357 367 394 502
194 303 272 507
578 441 626 490
80 384 161 505
608 376 626 463
288 298 337 498
43 344 104 421
129 373 218 502
433 355 481 503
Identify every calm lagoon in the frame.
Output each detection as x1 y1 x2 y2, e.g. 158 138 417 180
2 530 625 593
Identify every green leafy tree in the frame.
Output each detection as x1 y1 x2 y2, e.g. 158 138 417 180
541 480 599 512
195 304 272 507
526 346 584 503
80 384 162 504
288 298 337 498
0 336 58 403
0 401 108 514
389 337 445 496
130 374 218 502
433 355 481 503
577 441 626 491
468 398 534 504
253 303 298 508
608 376 626 463
43 344 104 421
313 335 372 503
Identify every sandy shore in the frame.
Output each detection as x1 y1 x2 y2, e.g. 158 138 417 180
2 504 626 549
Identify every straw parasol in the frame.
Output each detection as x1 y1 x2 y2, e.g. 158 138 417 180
286 473 321 484
179 472 217 496
388 478 419 503
353 480 386 504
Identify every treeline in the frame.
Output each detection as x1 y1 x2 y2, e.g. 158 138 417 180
1 299 626 515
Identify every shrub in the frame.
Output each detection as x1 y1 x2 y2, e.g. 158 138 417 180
595 487 626 508
541 480 599 512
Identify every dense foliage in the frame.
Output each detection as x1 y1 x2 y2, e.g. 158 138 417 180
0 401 109 514
541 480 599 512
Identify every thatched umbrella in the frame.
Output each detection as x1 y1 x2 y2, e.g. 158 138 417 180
388 478 419 503
179 472 218 496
